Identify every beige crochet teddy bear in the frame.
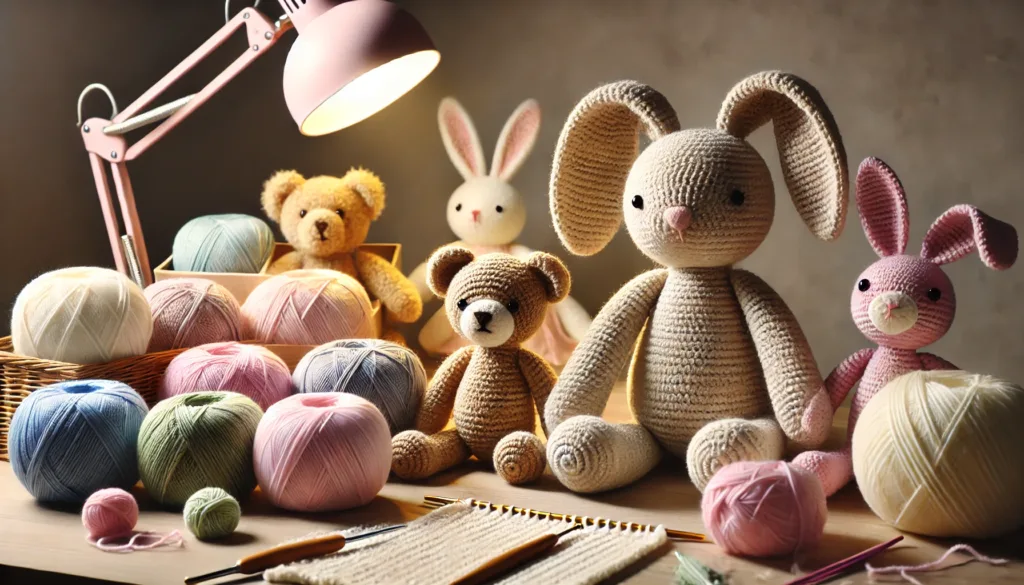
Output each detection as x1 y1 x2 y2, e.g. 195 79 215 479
391 246 569 484
544 71 849 493
261 168 423 333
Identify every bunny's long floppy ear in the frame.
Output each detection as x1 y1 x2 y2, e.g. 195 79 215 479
856 157 909 257
439 97 486 181
550 81 680 256
718 71 849 241
491 99 541 181
921 205 1018 269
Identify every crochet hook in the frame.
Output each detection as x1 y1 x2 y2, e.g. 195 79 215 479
183 524 406 585
448 523 583 585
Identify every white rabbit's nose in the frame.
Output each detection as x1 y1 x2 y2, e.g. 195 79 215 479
472 209 481 222
663 206 692 234
869 292 918 335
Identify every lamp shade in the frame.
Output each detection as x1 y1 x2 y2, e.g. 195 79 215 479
281 0 440 136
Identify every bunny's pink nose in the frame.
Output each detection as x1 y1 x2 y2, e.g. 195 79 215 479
472 210 481 222
663 206 692 233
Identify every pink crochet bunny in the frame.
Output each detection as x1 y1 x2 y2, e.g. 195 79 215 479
793 157 1019 496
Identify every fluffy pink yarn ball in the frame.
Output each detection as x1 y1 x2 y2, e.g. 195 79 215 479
253 393 390 512
702 461 827 558
160 341 292 410
241 270 375 346
145 278 241 352
82 488 138 540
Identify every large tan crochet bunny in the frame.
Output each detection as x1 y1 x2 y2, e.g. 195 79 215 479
544 71 849 493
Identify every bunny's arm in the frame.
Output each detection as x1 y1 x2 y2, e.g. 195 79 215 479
408 261 433 302
824 348 874 409
730 269 830 448
416 346 475 434
919 352 957 371
517 348 557 435
544 269 668 432
355 250 423 323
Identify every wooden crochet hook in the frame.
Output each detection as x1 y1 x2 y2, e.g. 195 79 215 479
183 524 405 585
448 524 583 585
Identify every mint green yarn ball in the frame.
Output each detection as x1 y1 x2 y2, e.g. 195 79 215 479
173 214 274 274
183 487 240 540
138 391 262 508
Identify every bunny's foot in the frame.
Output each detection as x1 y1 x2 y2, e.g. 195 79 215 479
686 417 785 492
792 447 852 497
391 429 469 480
493 431 546 485
546 416 661 493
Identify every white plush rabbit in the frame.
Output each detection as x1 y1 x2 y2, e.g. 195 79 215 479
410 97 592 365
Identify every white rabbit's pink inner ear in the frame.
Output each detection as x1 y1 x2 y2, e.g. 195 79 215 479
439 98 487 181
855 157 910 258
921 204 1020 269
491 99 541 181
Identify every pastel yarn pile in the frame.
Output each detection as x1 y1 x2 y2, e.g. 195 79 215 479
242 270 375 345
173 214 274 274
11 267 152 364
81 488 184 552
9 380 148 503
253 393 391 512
293 339 426 434
138 391 263 508
160 342 292 410
145 278 242 352
853 370 1024 538
183 487 241 540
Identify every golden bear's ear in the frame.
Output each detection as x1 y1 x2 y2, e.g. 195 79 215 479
261 170 305 223
343 168 386 221
526 252 570 303
427 245 475 298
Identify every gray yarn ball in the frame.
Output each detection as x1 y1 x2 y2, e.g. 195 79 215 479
292 340 426 434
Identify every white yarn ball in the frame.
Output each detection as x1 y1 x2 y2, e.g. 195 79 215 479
11 267 153 364
852 370 1024 539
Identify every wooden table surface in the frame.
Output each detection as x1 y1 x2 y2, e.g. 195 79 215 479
1 384 1021 585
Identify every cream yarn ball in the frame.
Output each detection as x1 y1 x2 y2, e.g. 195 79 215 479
852 370 1024 539
12 267 152 364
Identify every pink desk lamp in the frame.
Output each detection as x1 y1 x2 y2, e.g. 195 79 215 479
78 0 440 285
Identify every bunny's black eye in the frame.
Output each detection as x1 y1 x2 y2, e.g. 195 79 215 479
631 195 644 210
335 209 345 219
455 203 462 212
456 299 468 311
495 205 504 213
730 189 745 206
927 288 942 302
299 209 307 218
858 279 871 292
507 299 520 314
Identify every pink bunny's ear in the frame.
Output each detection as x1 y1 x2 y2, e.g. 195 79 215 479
856 157 909 257
491 99 541 181
438 97 486 181
921 204 1019 269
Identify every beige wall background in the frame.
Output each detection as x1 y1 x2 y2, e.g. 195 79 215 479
1 0 1022 381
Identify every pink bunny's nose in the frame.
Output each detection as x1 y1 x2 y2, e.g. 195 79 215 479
663 206 692 233
472 210 481 222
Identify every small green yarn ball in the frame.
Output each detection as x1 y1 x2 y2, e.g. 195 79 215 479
183 487 241 540
138 391 263 508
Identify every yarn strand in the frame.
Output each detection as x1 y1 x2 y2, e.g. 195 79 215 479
866 544 1008 585
91 530 184 553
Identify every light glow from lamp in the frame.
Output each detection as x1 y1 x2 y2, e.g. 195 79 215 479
300 49 440 136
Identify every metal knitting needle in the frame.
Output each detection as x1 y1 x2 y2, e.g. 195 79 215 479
183 524 405 585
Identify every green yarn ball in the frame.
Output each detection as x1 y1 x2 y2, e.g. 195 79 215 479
183 487 241 540
138 391 262 508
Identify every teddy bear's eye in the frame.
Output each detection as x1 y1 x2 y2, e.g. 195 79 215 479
730 189 745 206
335 209 345 219
299 209 307 218
506 299 520 314
455 203 462 212
631 195 644 210
495 205 504 213
858 279 871 292
456 299 468 311
927 287 942 302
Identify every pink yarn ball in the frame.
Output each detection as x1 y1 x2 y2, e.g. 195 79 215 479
161 341 292 410
82 488 138 540
702 461 827 558
241 270 375 345
253 393 390 512
145 278 242 352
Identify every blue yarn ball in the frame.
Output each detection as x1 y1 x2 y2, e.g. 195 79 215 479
173 214 274 274
10 380 149 503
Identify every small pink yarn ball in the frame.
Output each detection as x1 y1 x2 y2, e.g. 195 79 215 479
253 393 391 512
82 488 138 540
145 278 242 352
241 270 375 345
161 341 293 410
702 461 827 558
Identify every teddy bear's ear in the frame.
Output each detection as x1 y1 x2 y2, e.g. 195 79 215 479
526 252 570 303
427 245 475 298
261 170 305 223
343 168 386 221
